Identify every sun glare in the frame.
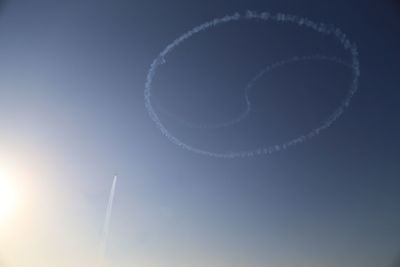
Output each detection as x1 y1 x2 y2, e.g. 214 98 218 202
0 174 19 224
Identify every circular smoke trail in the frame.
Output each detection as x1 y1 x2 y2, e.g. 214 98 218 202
144 11 360 158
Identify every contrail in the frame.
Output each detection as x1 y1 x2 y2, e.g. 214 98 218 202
144 11 360 158
98 175 118 265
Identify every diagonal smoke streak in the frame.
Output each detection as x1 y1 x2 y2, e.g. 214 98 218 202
98 175 118 264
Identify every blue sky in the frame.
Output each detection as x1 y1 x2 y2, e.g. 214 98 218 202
0 0 399 267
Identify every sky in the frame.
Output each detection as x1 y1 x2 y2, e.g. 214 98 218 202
0 0 399 267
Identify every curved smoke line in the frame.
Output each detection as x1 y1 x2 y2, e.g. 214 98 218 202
144 11 360 158
154 55 353 130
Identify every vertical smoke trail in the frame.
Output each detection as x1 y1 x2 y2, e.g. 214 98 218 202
98 175 118 265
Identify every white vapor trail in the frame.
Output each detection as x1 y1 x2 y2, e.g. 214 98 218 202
144 11 360 158
155 55 352 130
99 175 117 264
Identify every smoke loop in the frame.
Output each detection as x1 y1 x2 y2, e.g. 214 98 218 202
145 11 360 158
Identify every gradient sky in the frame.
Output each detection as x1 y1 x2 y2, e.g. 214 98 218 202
0 0 399 267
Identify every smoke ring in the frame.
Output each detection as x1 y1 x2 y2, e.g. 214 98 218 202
144 11 360 158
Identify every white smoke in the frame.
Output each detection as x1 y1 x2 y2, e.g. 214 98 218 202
155 55 352 129
98 175 118 265
144 11 360 158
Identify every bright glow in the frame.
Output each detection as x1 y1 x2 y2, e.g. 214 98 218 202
0 174 19 224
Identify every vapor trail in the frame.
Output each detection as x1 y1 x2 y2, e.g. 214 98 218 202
98 175 117 264
144 11 360 158
155 55 352 130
